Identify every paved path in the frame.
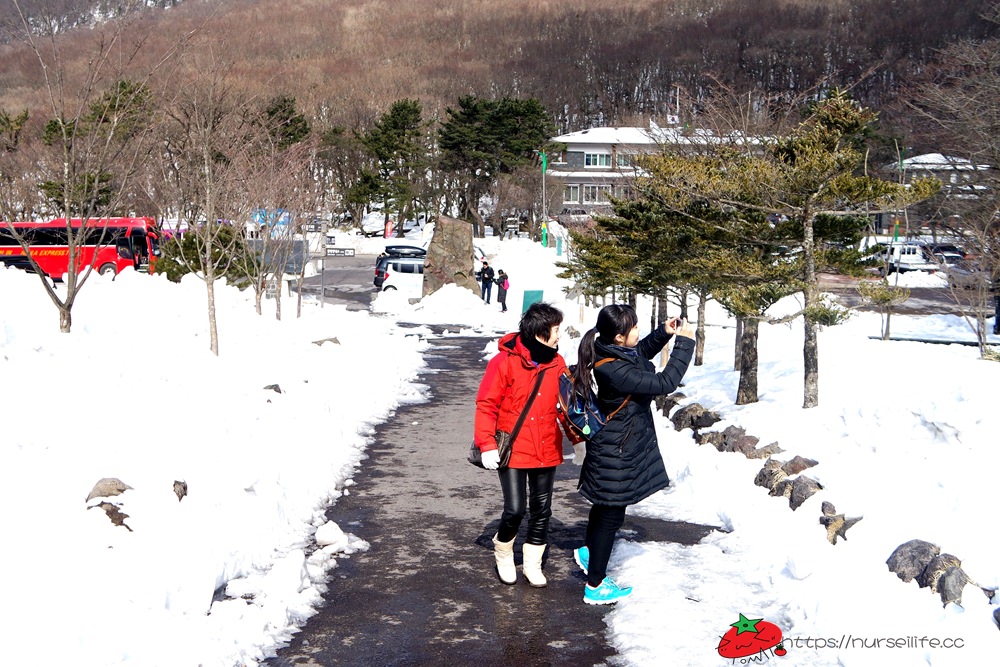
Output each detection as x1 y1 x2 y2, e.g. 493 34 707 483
267 336 714 667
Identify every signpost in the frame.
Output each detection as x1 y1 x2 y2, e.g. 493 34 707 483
325 247 355 257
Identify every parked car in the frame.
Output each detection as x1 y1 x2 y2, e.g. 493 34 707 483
930 251 965 268
374 253 424 291
376 245 426 263
923 243 967 259
944 259 989 290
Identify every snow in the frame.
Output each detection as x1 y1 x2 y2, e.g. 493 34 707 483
1 231 998 666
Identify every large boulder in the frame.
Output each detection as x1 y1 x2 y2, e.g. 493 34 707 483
670 403 722 432
886 539 940 582
423 216 479 296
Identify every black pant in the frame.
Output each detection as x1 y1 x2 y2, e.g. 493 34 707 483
496 467 556 545
584 504 627 587
481 281 493 302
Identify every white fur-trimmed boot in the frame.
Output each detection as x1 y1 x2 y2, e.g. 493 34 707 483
493 534 517 585
521 542 548 588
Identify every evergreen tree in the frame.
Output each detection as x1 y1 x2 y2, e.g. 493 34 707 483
360 99 428 237
263 95 310 149
438 96 556 233
639 91 938 407
157 224 256 287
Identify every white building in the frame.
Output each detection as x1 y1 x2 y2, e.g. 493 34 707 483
546 120 746 223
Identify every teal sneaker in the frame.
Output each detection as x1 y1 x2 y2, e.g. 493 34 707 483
574 546 590 574
584 577 632 605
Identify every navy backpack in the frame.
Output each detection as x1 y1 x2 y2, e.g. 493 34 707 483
558 359 631 440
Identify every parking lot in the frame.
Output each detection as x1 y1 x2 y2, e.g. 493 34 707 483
294 253 380 310
818 272 990 316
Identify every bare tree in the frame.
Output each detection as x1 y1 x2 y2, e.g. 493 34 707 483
1 0 180 332
908 23 1000 356
238 138 317 319
156 47 262 355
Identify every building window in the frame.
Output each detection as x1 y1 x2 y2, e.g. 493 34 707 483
584 153 612 168
616 153 634 168
583 185 612 203
563 185 580 203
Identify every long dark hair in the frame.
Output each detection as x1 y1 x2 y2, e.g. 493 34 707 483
572 304 639 402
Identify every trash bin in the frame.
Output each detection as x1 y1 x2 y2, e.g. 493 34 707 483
522 290 543 313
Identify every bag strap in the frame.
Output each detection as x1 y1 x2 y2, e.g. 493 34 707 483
592 358 631 420
508 368 548 443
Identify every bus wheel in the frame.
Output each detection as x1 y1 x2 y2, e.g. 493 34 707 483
98 263 117 276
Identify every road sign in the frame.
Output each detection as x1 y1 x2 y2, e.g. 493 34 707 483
326 247 356 257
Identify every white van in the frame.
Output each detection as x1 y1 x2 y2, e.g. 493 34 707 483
378 255 424 297
876 242 937 274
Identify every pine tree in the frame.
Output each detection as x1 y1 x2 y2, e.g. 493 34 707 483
637 91 938 407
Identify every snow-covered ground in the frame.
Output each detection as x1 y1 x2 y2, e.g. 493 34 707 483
2 229 997 666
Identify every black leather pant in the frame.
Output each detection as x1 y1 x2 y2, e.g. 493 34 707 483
496 467 556 545
584 504 627 587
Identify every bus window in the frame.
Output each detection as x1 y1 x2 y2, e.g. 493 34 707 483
116 237 135 260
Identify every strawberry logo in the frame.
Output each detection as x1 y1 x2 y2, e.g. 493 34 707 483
716 613 785 661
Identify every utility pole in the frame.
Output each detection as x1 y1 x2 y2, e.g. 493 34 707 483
538 150 548 221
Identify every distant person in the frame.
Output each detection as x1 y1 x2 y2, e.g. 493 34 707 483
480 260 495 303
569 305 695 605
495 269 509 312
992 276 999 335
473 302 577 587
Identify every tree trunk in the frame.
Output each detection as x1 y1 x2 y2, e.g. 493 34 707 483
694 288 707 366
736 318 759 405
207 276 219 356
803 318 819 408
59 306 72 333
734 317 744 371
802 212 820 409
274 274 283 321
296 270 306 319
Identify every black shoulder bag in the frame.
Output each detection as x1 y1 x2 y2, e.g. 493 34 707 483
469 369 548 469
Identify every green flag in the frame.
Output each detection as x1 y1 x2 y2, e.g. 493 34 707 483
540 150 547 174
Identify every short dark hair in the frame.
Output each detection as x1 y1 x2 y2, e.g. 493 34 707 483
519 302 563 341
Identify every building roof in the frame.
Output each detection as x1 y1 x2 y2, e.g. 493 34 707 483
889 153 991 171
552 123 761 150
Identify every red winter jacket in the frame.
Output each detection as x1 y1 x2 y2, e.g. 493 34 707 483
474 332 577 468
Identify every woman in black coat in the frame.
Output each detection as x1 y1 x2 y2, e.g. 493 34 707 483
570 304 695 605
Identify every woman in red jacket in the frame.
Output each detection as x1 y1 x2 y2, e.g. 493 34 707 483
474 302 574 587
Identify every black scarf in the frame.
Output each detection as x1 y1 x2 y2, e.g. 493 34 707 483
520 333 558 365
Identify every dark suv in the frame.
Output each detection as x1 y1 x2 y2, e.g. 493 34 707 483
374 245 426 289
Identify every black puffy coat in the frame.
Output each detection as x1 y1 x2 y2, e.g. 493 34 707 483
578 327 695 506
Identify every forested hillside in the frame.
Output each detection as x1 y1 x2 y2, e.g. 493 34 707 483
1 0 997 133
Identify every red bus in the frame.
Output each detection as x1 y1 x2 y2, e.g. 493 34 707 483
0 217 160 279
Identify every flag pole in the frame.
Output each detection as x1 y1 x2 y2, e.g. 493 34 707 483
539 150 547 245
